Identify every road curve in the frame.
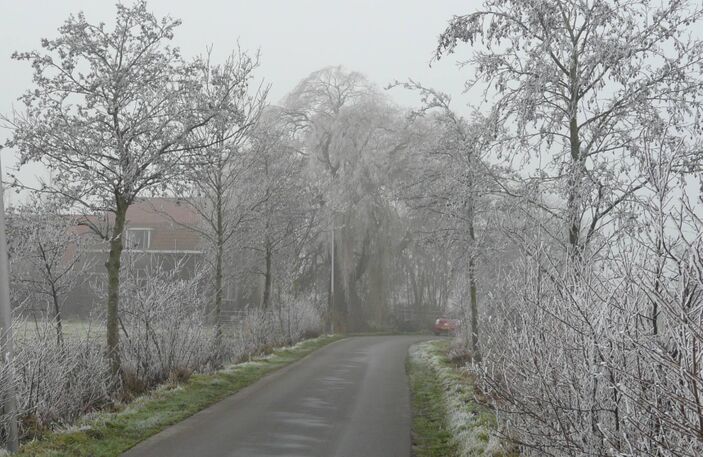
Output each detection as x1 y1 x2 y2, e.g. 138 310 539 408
122 335 429 457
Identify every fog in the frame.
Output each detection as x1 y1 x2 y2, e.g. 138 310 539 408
0 0 481 193
0 1 701 455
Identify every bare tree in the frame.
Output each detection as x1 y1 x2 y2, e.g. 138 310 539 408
175 49 267 353
433 2 702 454
246 106 313 310
394 81 498 362
3 1 241 377
436 0 702 262
285 67 413 331
7 198 91 349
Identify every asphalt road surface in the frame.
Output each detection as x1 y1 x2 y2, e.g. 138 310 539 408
122 335 429 457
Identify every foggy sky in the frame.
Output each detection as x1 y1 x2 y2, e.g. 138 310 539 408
0 0 481 195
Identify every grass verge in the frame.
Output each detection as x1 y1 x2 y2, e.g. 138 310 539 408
407 341 460 457
407 340 517 457
17 335 344 457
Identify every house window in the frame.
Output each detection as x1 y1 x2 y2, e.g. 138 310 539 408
125 228 151 250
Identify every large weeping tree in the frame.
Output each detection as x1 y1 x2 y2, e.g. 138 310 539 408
4 1 238 378
284 66 376 331
285 67 410 331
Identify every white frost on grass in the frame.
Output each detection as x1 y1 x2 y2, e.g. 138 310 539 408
277 334 336 352
223 334 335 372
410 341 509 457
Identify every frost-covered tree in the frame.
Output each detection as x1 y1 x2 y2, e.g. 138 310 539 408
3 2 239 377
7 199 91 349
176 49 266 353
434 1 703 454
285 67 413 331
436 0 702 262
394 81 498 362
246 106 314 310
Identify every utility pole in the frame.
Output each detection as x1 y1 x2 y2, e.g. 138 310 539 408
0 153 19 453
329 219 335 334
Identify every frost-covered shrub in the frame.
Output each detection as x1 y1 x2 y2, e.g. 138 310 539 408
118 258 216 391
274 297 323 343
1 319 112 444
230 307 274 359
1 258 325 448
230 299 323 361
474 231 702 456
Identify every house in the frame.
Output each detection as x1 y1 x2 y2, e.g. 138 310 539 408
120 198 202 253
67 198 206 316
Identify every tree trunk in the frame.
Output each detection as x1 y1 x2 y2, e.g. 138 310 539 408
329 240 346 332
214 239 223 353
214 194 224 354
0 158 19 452
261 238 272 309
567 52 583 264
106 196 127 379
38 240 65 350
49 281 64 350
327 248 333 333
468 258 480 362
567 114 582 260
468 207 481 364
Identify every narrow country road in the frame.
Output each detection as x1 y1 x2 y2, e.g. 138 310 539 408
122 335 429 457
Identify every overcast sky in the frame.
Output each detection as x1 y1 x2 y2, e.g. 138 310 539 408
0 0 484 193
1 1 700 208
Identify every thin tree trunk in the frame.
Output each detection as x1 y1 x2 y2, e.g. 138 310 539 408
464 148 481 363
214 192 224 354
38 240 64 350
652 231 664 336
261 238 272 309
567 51 583 264
106 197 127 379
327 248 334 333
0 157 19 452
567 113 582 260
468 214 481 364
332 243 346 331
213 140 226 353
214 239 223 352
49 281 64 350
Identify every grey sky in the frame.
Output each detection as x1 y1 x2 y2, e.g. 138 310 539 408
0 0 482 193
1 1 699 206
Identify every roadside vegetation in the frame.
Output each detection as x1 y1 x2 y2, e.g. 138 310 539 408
408 340 517 457
0 0 700 455
14 335 342 457
2 3 458 449
407 341 459 457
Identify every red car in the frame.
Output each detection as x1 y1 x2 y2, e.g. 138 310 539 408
433 318 460 336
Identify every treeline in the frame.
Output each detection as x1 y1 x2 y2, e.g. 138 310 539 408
425 1 702 456
0 0 701 455
0 2 465 447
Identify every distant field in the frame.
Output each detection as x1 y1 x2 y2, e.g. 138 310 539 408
13 319 105 342
12 319 241 342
